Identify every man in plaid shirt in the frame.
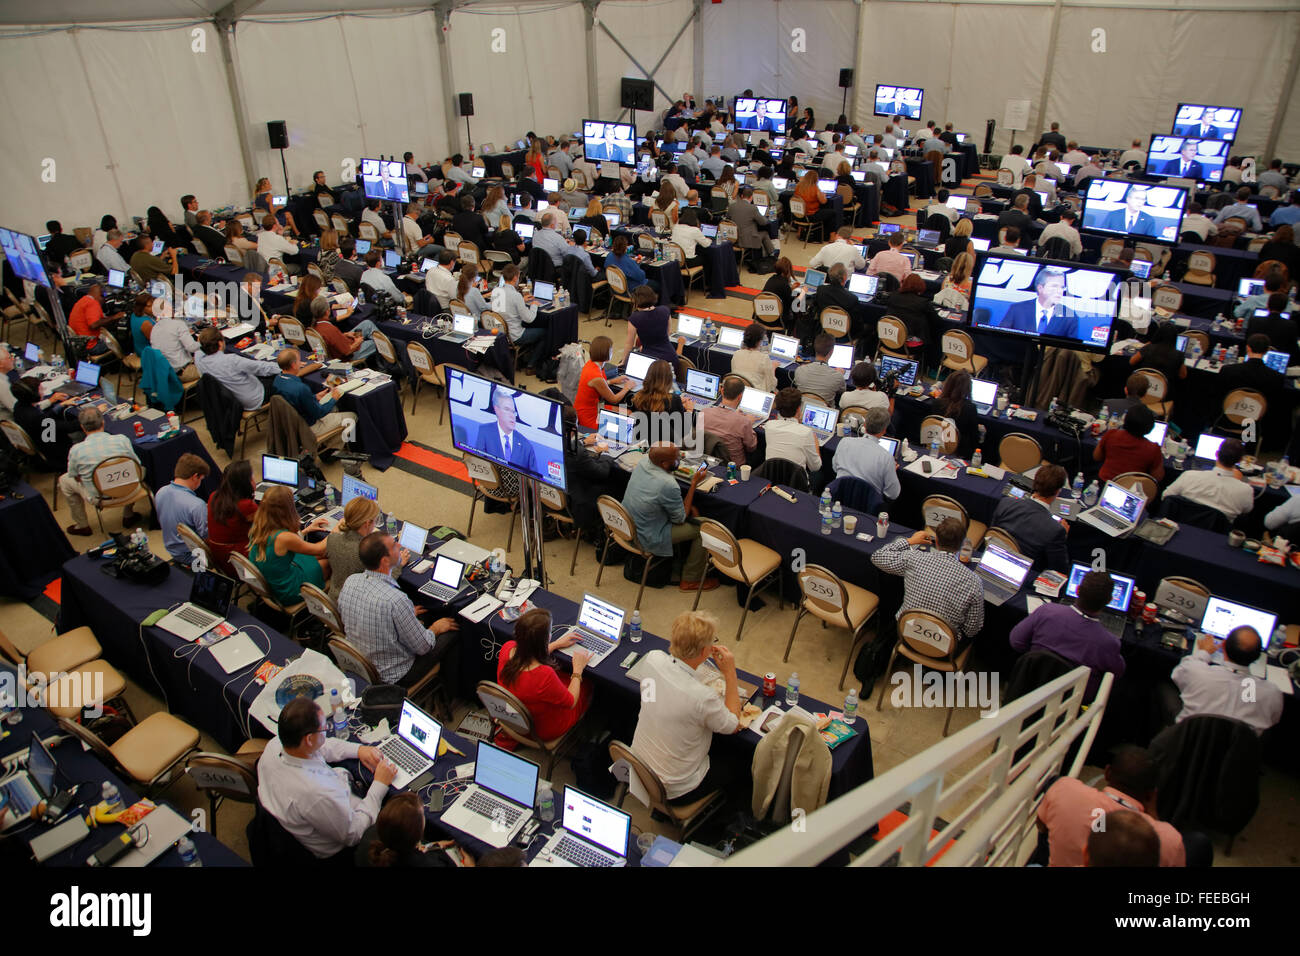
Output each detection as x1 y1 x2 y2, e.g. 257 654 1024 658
602 189 633 224
871 517 984 640
338 532 459 688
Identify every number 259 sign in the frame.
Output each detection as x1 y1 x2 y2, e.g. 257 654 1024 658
803 576 842 608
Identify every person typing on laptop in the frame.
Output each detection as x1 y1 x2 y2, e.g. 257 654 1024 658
273 349 358 444
832 407 900 501
990 464 1071 573
1009 570 1126 701
696 376 757 465
155 453 211 566
338 531 460 689
1163 438 1254 523
794 333 845 405
257 696 398 861
871 519 984 643
496 608 593 747
1171 627 1283 735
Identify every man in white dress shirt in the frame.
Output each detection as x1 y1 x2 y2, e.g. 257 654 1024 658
257 214 301 272
809 226 867 273
1171 628 1283 734
424 249 458 308
1163 438 1255 521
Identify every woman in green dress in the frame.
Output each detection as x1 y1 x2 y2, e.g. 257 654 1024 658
248 485 331 604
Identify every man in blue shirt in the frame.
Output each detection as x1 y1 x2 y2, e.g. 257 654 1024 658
1212 187 1263 232
1268 190 1300 229
605 235 659 294
273 349 357 440
621 443 716 591
154 453 211 565
531 213 570 267
195 328 277 410
566 229 598 277
831 407 900 501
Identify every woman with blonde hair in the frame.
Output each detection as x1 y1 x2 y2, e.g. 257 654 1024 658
580 197 609 239
325 496 381 600
253 176 298 235
654 180 681 227
248 485 331 605
524 140 546 183
943 216 974 259
935 250 975 311
316 228 341 282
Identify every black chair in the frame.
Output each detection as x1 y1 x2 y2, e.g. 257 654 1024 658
246 802 330 866
527 247 557 283
924 213 951 242
1004 648 1077 703
754 457 811 493
1159 494 1230 533
825 475 881 514
411 288 441 317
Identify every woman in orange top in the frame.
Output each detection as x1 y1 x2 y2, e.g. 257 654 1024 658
793 170 835 232
573 335 632 429
524 141 546 183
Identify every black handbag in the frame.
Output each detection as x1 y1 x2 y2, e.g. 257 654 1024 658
356 683 405 728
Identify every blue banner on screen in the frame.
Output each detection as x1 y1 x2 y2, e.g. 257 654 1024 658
0 227 51 288
1171 104 1241 142
733 97 786 135
447 367 568 490
1079 179 1187 244
1145 135 1229 182
582 120 636 166
874 85 923 120
967 254 1121 354
360 158 409 202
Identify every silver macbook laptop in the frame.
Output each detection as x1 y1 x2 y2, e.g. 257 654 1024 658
556 593 626 667
1193 433 1226 462
155 570 235 641
417 553 467 603
847 273 879 302
1200 597 1277 678
377 699 443 790
802 268 826 290
712 324 745 353
529 786 630 867
970 378 998 415
323 473 378 525
208 632 266 674
0 733 58 831
441 312 477 344
828 343 854 372
974 543 1033 606
770 333 800 363
440 740 538 847
435 537 493 567
1076 480 1147 537
1060 562 1135 637
595 408 639 453
798 401 840 445
531 279 556 306
675 312 703 344
739 386 775 422
623 350 655 388
684 368 720 404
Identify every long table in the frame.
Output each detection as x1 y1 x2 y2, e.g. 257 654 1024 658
0 482 75 599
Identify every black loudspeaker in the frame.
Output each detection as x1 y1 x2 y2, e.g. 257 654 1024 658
838 69 854 89
984 119 996 155
621 77 654 111
457 93 474 117
267 120 288 149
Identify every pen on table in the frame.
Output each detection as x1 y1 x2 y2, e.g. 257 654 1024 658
757 483 772 497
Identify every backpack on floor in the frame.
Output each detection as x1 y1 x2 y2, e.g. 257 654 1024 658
556 342 588 401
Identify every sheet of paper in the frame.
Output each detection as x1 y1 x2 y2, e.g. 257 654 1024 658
1267 664 1294 696
459 594 503 623
1025 595 1046 613
220 322 256 339
979 464 1006 480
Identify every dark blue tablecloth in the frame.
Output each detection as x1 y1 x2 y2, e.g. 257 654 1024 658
0 482 75 599
905 159 936 199
702 240 740 298
102 413 221 500
370 318 516 385
299 365 407 470
482 149 526 178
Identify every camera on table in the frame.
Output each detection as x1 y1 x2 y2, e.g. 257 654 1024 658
371 291 398 322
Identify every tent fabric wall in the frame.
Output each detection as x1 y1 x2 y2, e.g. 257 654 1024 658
593 0 695 124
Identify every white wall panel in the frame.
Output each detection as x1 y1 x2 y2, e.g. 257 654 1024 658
594 0 694 129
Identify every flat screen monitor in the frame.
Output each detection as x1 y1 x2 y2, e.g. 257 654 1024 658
261 454 299 487
447 367 568 491
1080 179 1188 245
0 227 51 288
1146 135 1230 183
874 85 923 120
877 354 919 385
967 253 1122 353
733 97 787 136
582 120 636 166
360 158 409 203
1171 104 1242 143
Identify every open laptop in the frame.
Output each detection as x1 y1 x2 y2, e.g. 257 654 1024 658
769 333 800 363
1193 432 1226 462
947 195 969 213
384 249 402 270
877 223 901 237
802 268 826 291
878 354 919 386
1145 419 1169 447
969 236 991 252
1200 597 1277 678
255 454 299 500
1076 480 1147 537
970 378 998 415
1237 277 1265 299
739 386 776 422
354 239 372 255
73 361 101 390
531 279 556 307
1 733 58 831
1129 259 1153 280
595 408 639 454
876 435 901 459
515 221 536 240
828 343 854 373
1263 349 1290 373
376 699 443 790
684 368 720 405
106 268 126 289
700 223 718 239
529 786 630 867
974 543 1034 606
155 570 235 641
1253 308 1291 321
417 553 468 603
675 312 703 344
711 324 745 353
916 228 941 248
847 273 879 303
622 350 655 388
555 593 626 667
442 741 539 847
441 312 477 344
1060 562 1135 637
799 401 840 445
323 472 379 524
399 520 429 564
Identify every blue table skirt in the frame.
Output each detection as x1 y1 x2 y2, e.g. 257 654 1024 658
0 482 75 599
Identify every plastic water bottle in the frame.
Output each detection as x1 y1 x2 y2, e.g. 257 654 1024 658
971 447 983 468
491 552 506 577
1083 480 1100 508
101 782 124 814
177 835 202 867
330 687 347 737
960 537 973 562
1049 397 1059 414
325 483 337 506
831 501 843 530
537 783 555 822
930 438 941 459
629 609 642 644
357 289 366 306
1191 342 1203 366
821 507 833 534
1072 472 1084 499
820 488 832 517
785 672 800 706
842 688 859 725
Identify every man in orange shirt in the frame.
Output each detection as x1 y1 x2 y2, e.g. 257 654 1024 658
67 283 122 355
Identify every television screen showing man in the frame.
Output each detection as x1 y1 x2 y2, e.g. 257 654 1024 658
1171 104 1241 142
1080 180 1187 243
583 121 635 165
361 158 409 203
874 85 923 120
1146 136 1228 182
968 255 1120 351
447 368 567 490
734 97 786 134
0 227 52 288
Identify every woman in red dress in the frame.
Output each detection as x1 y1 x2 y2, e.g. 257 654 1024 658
496 608 593 743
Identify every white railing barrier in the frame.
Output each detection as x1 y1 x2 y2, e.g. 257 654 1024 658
724 667 1112 867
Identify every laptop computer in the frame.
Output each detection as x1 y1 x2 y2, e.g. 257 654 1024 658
441 312 477 344
828 343 854 372
543 177 560 192
876 435 901 459
515 221 536 240
623 350 655 388
555 593 627 667
151 239 165 255
440 740 538 848
323 473 378 524
700 223 718 239
471 167 486 180
23 342 41 366
878 354 919 386
947 195 969 212
1237 278 1265 299
916 228 941 248
817 179 837 196
384 250 402 270
1145 419 1169 447
73 362 100 389
769 333 800 363
155 570 236 641
414 181 429 196
970 378 998 415
417 553 468 603
847 273 879 302
1264 350 1290 373
1076 480 1147 537
106 268 126 289
974 543 1034 606
1253 308 1291 321
1200 597 1278 678
712 325 745 353
595 408 639 453
1129 259 1153 280
877 223 901 236
969 237 991 252
772 176 790 190
255 454 299 500
354 239 372 254
739 386 775 422
529 786 630 867
0 733 58 831
208 632 266 674
799 401 840 445
1061 562 1135 637
376 699 443 790
531 279 556 307
684 368 721 404
1193 433 1226 462
802 268 826 290
398 520 429 564
675 312 703 344
435 536 493 567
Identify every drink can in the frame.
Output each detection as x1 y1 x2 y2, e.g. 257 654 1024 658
134 421 144 437
1131 590 1146 618
876 512 889 537
1142 602 1158 623
763 673 777 697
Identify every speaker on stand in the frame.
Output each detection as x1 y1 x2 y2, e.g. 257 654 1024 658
621 77 654 149
984 119 997 164
457 93 475 159
267 121 290 199
838 69 854 123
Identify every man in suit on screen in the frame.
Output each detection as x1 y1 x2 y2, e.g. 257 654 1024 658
998 268 1077 337
756 99 781 133
474 387 539 475
1100 186 1156 236
1157 141 1205 180
1173 108 1225 141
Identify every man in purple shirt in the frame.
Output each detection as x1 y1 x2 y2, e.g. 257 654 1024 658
1009 570 1126 699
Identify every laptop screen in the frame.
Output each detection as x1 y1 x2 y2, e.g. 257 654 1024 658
28 732 57 798
543 177 559 192
516 222 536 239
107 268 126 288
1264 349 1289 373
415 181 429 195
74 362 100 388
847 273 878 297
851 170 866 182
625 351 654 381
970 237 991 251
1194 433 1226 461
1065 563 1135 612
578 593 626 641
739 387 774 417
604 212 620 228
1200 596 1278 645
676 313 703 338
24 342 40 364
878 223 900 235
947 196 968 212
430 553 464 589
1237 278 1265 297
341 473 377 504
1099 482 1144 523
770 333 799 360
190 569 234 616
878 355 919 385
262 454 299 487
700 223 718 238
917 229 940 244
597 409 636 444
152 239 165 255
384 250 401 269
1129 259 1153 279
561 786 630 857
685 369 719 400
474 739 539 807
532 280 555 301
1254 308 1291 321
800 403 836 433
416 257 435 273
828 344 854 370
453 313 476 336
397 699 443 761
772 177 789 190
355 239 372 254
1145 420 1169 446
399 521 428 555
877 436 900 457
717 325 744 349
803 269 826 289
818 179 837 196
980 544 1032 588
969 378 998 408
